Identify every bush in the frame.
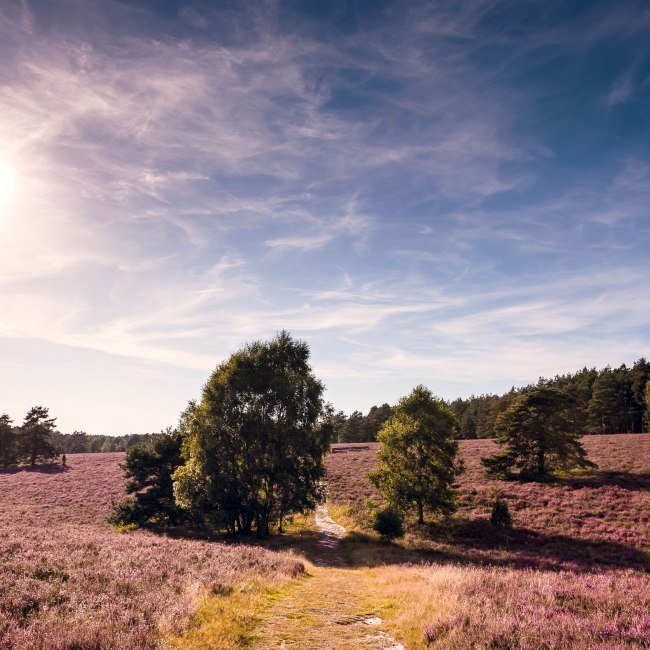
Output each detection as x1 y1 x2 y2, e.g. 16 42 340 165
373 507 405 541
490 497 512 530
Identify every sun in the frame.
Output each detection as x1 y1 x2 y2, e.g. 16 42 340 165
0 158 17 211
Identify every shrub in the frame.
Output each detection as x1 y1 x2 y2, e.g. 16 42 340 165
490 497 512 530
373 506 405 541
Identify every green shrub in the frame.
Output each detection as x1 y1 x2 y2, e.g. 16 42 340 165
490 496 512 529
373 507 405 541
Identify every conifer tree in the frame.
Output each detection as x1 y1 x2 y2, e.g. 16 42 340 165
19 406 57 465
0 414 18 467
482 387 595 479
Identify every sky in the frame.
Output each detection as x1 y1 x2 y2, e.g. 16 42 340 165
0 0 649 436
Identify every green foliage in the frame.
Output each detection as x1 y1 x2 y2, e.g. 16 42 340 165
334 403 393 443
373 506 405 541
19 406 57 466
369 385 461 525
173 331 331 537
490 497 512 530
481 387 596 479
111 430 185 528
67 431 89 453
53 431 157 454
0 414 18 468
451 359 650 439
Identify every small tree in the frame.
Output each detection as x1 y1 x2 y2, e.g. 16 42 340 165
490 496 512 530
0 414 18 468
112 430 185 528
369 385 461 525
482 387 595 479
19 406 57 465
173 331 332 537
373 507 404 541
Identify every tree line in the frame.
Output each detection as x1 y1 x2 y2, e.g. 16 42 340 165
334 358 650 443
5 358 645 465
52 431 157 454
451 359 650 438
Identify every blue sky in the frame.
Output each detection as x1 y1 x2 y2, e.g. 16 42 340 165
0 0 649 435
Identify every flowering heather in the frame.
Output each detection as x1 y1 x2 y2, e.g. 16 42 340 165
0 454 303 649
327 434 650 571
384 563 650 649
327 435 650 648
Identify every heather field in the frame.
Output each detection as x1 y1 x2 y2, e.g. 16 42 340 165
324 434 650 648
0 453 303 649
327 435 650 570
1 437 649 649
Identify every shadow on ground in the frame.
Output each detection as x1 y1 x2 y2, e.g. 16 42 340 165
553 471 650 491
0 462 69 475
176 514 650 575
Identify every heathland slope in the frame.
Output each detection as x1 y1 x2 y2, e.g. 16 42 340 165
0 453 302 649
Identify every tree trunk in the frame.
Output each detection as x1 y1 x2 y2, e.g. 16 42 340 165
536 447 545 476
417 500 424 525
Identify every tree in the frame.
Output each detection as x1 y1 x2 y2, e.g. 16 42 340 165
112 430 186 528
67 431 89 454
369 385 461 525
645 382 650 432
173 331 332 537
18 406 57 465
482 387 595 479
0 414 18 467
588 366 633 434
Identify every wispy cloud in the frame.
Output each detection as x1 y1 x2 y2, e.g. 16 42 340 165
0 0 648 434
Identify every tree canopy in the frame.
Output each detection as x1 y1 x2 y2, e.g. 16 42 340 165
19 406 57 466
173 331 331 537
112 430 186 528
369 385 461 525
0 414 17 468
481 387 596 479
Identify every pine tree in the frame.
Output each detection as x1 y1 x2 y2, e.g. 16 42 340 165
588 368 628 434
0 414 18 467
19 406 57 466
482 387 595 479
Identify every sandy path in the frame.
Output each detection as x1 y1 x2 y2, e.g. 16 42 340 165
254 505 405 649
313 504 347 567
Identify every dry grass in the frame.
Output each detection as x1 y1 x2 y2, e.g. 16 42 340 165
323 434 650 649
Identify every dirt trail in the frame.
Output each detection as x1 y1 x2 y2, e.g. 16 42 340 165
313 505 347 567
253 506 404 649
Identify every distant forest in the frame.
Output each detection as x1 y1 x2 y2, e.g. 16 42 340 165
50 358 650 451
334 359 650 442
53 432 157 454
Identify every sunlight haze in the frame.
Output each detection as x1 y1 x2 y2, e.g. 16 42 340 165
0 0 649 435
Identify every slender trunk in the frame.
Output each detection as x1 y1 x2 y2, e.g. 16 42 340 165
537 447 545 476
417 499 424 525
256 515 269 538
